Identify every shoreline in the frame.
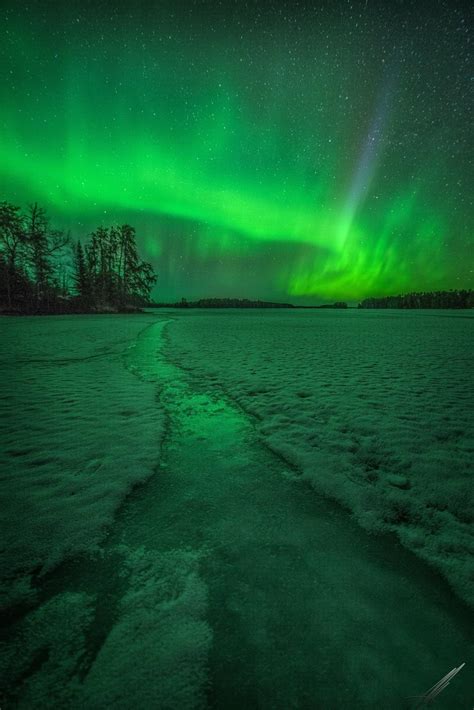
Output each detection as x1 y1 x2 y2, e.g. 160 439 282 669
2 305 474 316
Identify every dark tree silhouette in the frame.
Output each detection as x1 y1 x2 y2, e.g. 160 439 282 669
73 240 91 307
0 200 157 313
26 203 54 308
358 290 473 309
81 224 156 310
0 202 25 309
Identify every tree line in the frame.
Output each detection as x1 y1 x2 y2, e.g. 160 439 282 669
0 200 156 314
150 297 296 308
358 290 473 309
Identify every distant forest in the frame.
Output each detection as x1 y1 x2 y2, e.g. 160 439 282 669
359 290 473 309
0 201 156 314
151 298 296 308
1 200 473 314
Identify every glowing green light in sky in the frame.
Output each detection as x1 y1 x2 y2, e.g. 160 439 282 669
1 1 471 302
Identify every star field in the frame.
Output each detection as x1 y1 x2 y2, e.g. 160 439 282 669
1 0 472 302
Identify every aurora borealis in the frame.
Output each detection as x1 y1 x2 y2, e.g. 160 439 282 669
1 1 472 303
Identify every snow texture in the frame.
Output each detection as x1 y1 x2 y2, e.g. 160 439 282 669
0 315 165 609
1 310 472 709
163 308 474 607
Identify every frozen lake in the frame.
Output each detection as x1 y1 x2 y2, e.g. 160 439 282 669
1 310 472 708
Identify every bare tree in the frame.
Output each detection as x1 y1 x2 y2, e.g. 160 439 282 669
0 202 25 308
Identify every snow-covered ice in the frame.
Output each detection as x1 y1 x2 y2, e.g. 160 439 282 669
163 308 474 608
0 315 166 609
1 310 472 708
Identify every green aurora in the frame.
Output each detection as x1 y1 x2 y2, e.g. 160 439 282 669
1 0 472 303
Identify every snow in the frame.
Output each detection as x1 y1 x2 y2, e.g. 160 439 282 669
80 546 212 710
1 309 472 708
163 308 474 608
0 314 165 609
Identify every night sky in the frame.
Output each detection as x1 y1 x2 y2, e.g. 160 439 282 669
1 1 472 303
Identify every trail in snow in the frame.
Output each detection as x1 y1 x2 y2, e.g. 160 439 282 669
117 321 472 708
2 318 471 709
